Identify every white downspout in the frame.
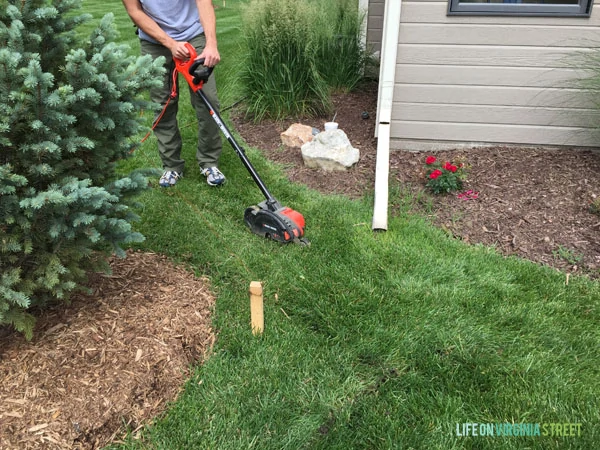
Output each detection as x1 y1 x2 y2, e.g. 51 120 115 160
372 0 401 231
359 0 369 51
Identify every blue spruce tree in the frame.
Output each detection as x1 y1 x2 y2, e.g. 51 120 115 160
0 0 164 338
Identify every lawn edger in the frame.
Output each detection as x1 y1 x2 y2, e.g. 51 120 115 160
174 44 308 245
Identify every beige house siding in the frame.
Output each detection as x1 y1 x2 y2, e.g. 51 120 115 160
367 0 385 54
387 0 600 150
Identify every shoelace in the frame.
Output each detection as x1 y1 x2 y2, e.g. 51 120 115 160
206 168 223 178
162 171 179 182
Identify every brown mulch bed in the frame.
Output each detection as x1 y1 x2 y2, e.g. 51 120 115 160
0 251 216 449
232 81 600 277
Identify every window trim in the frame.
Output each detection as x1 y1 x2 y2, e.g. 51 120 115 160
447 0 593 16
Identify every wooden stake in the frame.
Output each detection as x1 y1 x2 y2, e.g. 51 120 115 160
249 281 264 335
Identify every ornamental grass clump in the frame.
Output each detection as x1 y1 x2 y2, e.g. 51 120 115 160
424 155 468 194
313 0 367 92
240 0 330 121
239 0 369 121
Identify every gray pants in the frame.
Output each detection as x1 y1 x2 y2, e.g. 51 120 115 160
141 34 222 174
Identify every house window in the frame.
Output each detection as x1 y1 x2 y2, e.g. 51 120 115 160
448 0 593 16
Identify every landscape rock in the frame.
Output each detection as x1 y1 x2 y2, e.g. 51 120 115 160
280 123 314 148
301 129 360 171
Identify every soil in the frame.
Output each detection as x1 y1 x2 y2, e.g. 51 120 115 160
232 81 600 278
2 82 600 450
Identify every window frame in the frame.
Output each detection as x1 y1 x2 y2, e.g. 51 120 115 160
447 0 593 16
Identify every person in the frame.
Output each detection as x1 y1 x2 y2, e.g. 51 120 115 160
122 0 226 187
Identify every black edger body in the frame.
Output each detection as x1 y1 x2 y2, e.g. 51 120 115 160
174 44 308 245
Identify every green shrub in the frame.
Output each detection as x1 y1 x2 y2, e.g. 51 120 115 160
0 0 164 338
240 0 368 121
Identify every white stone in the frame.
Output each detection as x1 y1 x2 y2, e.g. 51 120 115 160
301 129 360 171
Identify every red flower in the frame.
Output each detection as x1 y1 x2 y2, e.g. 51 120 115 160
429 169 442 179
442 162 458 172
426 156 436 165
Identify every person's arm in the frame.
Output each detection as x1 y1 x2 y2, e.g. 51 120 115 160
196 0 221 67
121 0 191 60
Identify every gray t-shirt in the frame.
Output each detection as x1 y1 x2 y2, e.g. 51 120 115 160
138 0 204 43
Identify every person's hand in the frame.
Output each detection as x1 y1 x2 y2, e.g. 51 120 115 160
169 41 192 60
198 44 220 67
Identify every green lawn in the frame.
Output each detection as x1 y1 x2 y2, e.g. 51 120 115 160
79 1 600 449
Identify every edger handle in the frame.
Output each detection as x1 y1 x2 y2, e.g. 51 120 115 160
173 42 213 92
173 42 279 208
